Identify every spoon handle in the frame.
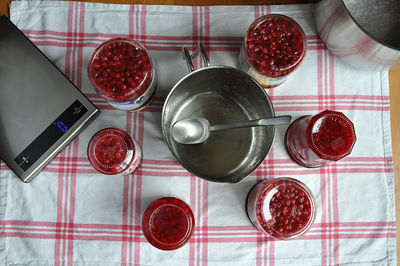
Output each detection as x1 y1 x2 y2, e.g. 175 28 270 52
210 115 292 132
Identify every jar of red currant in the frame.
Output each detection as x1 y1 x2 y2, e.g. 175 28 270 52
88 38 157 111
285 110 356 168
142 197 195 250
87 128 142 175
246 177 315 240
239 14 306 88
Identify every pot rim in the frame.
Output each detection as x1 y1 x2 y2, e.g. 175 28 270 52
161 63 275 183
337 0 400 51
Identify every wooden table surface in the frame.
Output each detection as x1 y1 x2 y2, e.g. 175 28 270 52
1 0 400 262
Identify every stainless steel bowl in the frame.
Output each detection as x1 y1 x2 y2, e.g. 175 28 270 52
315 0 400 70
162 43 275 183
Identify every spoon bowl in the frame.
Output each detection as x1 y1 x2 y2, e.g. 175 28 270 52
172 115 292 144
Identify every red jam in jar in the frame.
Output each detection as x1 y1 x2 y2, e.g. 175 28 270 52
285 110 356 168
142 197 195 250
87 128 142 175
88 38 157 111
246 177 315 240
239 14 306 88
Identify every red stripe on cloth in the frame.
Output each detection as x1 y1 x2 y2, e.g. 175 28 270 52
65 4 78 264
255 5 260 18
121 175 129 265
320 169 329 266
4 231 396 242
253 6 262 265
273 100 389 106
91 94 386 104
46 157 392 170
266 5 272 15
317 43 324 113
189 174 196 266
329 52 340 266
67 3 85 265
141 5 147 47
273 95 390 101
274 106 390 112
4 224 396 235
121 175 130 265
122 6 135 265
129 111 136 265
128 5 134 39
266 93 276 266
2 220 395 229
202 178 209 266
318 49 327 266
201 7 210 266
197 171 201 266
324 52 331 265
54 153 65 266
23 29 244 42
128 95 135 266
4 226 396 240
329 53 336 110
329 167 335 265
135 112 145 265
324 44 329 108
2 159 393 176
54 4 74 266
67 139 79 266
192 6 199 70
76 2 85 89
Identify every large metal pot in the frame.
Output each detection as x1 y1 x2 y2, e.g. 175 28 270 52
315 0 400 70
162 43 275 183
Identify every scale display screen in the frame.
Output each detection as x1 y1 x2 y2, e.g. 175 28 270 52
14 100 88 171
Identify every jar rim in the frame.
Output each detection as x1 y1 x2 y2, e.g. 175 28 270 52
87 128 136 175
307 110 357 161
243 14 307 77
142 197 195 250
256 177 316 240
88 37 154 102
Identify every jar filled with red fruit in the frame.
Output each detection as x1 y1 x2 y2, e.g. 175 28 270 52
285 110 356 168
142 197 195 250
246 177 315 240
88 38 156 111
239 14 306 88
87 128 142 175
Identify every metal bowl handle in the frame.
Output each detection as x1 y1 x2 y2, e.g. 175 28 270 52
182 42 210 72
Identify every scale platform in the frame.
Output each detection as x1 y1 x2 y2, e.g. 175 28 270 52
0 16 100 183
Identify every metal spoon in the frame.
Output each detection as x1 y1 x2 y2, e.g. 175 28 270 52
172 115 292 144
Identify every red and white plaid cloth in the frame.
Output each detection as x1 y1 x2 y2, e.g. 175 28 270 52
1 1 396 265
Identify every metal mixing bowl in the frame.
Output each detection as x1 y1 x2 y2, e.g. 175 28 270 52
162 43 275 183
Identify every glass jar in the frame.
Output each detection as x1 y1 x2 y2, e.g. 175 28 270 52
238 14 306 88
246 177 315 240
88 38 157 111
142 197 195 250
285 110 357 168
87 128 142 175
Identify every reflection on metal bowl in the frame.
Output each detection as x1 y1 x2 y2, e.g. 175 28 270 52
315 0 400 70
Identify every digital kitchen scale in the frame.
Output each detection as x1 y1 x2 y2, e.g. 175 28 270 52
0 16 100 183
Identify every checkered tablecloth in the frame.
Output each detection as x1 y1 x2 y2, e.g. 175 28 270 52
0 1 396 265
